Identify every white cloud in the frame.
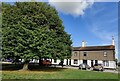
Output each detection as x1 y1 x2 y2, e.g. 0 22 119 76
49 0 94 17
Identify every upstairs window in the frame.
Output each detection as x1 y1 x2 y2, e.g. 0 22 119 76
83 52 87 56
74 52 77 57
104 51 107 57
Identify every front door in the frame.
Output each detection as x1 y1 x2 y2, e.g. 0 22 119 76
95 60 98 65
66 59 68 65
91 60 93 67
83 60 87 64
69 59 71 65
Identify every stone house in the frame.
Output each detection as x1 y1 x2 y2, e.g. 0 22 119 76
51 37 116 69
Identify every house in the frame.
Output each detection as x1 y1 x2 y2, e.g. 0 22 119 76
28 37 116 69
51 37 116 69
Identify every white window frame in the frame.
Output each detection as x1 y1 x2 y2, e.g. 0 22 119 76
74 52 77 57
103 60 109 67
74 59 78 64
83 52 87 56
103 51 107 57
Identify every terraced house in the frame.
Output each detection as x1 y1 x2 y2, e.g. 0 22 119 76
29 37 116 69
51 37 116 69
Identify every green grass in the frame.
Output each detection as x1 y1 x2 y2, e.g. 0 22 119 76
2 64 118 79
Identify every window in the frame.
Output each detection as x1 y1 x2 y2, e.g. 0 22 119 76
103 61 105 66
74 52 77 57
83 52 87 56
103 60 109 67
106 61 109 66
103 51 107 57
74 59 78 64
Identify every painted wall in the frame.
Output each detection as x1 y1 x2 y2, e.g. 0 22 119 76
28 59 116 68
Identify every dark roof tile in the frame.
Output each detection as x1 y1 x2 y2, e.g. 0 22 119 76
72 45 115 51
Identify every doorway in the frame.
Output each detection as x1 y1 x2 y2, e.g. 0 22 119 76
66 59 68 65
69 59 71 65
91 60 93 67
83 60 87 64
95 60 98 65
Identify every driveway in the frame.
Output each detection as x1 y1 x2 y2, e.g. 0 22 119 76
103 69 118 73
52 65 118 74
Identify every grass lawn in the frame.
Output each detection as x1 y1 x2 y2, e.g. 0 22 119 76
2 64 118 79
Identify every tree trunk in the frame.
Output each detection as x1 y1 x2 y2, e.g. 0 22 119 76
19 61 29 71
39 57 42 65
22 63 29 70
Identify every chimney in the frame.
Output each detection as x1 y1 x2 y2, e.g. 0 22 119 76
82 41 86 47
112 36 115 46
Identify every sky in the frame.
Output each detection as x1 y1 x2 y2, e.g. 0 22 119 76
3 1 119 59
58 2 118 46
48 2 118 58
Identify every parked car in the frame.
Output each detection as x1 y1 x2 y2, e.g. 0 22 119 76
93 64 104 71
12 59 22 64
79 64 90 70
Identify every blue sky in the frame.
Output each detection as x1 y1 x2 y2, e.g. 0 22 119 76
58 2 118 46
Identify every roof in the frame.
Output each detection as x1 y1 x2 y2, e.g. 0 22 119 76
72 45 115 51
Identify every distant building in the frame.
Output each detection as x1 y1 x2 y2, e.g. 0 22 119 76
70 44 115 69
51 37 116 69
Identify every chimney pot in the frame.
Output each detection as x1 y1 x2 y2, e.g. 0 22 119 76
112 36 115 46
82 40 86 47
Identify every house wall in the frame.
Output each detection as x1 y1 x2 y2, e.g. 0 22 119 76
27 49 116 69
51 59 61 65
70 49 116 68
70 59 80 66
86 50 114 60
71 51 80 59
72 50 115 61
69 59 116 68
103 61 116 69
28 59 116 69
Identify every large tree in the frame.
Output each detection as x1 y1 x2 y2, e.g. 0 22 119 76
2 2 72 70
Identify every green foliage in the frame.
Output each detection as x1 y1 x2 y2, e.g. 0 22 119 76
2 2 72 62
0 3 2 59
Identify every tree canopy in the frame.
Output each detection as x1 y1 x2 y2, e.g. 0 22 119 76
2 2 72 65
